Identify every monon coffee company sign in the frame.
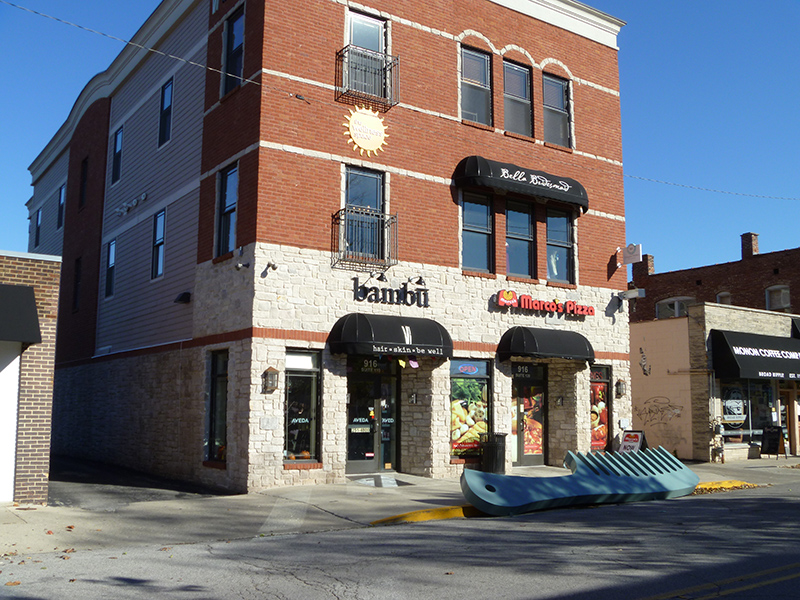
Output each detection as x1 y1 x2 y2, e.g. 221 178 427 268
495 289 595 316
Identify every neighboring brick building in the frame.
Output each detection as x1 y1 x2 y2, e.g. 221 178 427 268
26 0 629 492
629 233 800 461
0 251 61 504
630 232 800 321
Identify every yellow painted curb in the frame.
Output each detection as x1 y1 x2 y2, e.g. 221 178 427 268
371 504 487 526
696 480 756 490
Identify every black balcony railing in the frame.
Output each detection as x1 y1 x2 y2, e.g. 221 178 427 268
332 206 398 269
335 45 399 112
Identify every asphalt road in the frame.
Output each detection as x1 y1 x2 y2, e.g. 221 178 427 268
4 476 800 599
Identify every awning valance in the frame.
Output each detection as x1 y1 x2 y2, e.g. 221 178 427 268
328 313 453 358
711 329 800 380
0 284 42 345
454 155 589 212
497 326 594 363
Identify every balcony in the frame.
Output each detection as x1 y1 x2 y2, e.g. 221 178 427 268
332 206 398 270
335 45 399 112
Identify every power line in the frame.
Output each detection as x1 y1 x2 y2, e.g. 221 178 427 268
0 0 265 88
624 174 800 202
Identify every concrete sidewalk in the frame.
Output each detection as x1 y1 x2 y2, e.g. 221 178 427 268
4 456 800 556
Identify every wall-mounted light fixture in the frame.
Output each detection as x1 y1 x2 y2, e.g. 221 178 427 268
615 379 627 398
266 262 278 271
173 291 191 304
408 276 425 286
235 262 250 270
262 367 279 394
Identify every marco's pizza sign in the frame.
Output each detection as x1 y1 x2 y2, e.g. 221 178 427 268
495 289 595 316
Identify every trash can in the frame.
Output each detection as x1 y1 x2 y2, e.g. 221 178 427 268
480 432 507 474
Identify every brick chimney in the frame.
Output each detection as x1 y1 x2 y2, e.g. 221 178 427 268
741 232 759 258
631 254 654 282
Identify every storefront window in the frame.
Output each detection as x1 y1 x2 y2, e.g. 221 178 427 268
590 366 610 451
721 380 774 444
450 360 490 457
284 352 321 461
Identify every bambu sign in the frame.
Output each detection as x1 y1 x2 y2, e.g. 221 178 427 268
495 289 595 316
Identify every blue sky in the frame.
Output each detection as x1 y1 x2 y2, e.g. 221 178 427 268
1 1 798 276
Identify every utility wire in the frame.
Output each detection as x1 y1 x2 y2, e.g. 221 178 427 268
4 0 798 204
624 174 800 202
0 0 264 88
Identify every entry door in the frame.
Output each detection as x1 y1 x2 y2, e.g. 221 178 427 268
346 372 397 474
514 380 545 466
511 364 546 466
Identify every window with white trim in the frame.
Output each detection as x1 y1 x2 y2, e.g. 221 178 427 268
656 297 694 319
504 61 532 137
766 285 791 312
461 47 492 126
159 79 173 146
543 74 570 147
111 127 123 183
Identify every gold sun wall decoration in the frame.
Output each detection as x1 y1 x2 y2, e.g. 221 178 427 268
343 107 388 156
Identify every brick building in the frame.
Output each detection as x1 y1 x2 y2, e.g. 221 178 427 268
0 251 61 504
629 233 800 461
26 0 629 492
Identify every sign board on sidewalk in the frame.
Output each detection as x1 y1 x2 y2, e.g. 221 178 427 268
618 430 647 453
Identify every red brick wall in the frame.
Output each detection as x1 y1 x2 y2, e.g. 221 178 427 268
630 247 800 322
199 0 625 291
0 253 61 504
57 98 110 365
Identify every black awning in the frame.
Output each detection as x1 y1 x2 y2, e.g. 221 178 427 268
454 155 589 212
0 284 42 345
328 313 453 358
497 326 594 363
711 329 800 380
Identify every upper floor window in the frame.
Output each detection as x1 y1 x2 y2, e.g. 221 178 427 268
347 12 385 98
461 47 492 126
217 163 238 256
506 201 533 278
111 127 123 183
152 210 166 279
462 193 492 272
79 158 89 208
33 208 41 248
57 184 65 229
222 6 244 95
159 79 173 146
656 297 694 319
546 208 573 283
105 239 116 297
344 167 384 261
766 285 791 312
336 12 397 109
543 74 570 147
504 61 532 137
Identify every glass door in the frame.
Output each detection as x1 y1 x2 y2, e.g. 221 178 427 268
512 363 545 466
346 357 397 474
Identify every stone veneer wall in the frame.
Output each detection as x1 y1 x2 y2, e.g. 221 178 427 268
52 240 631 491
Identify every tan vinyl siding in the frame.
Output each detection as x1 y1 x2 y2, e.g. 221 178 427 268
27 151 68 256
103 1 206 233
96 189 198 353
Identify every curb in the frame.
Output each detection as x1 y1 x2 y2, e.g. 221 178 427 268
371 480 760 525
371 504 487 526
